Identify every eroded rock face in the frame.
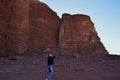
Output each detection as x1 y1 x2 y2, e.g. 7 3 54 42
58 14 108 54
0 0 108 55
0 0 10 55
0 0 30 55
29 1 60 53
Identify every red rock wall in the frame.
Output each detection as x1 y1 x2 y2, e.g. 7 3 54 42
58 14 108 54
0 0 8 55
0 0 30 55
29 1 60 53
0 0 108 55
7 0 29 55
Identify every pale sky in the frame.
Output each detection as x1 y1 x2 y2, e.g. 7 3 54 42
39 0 120 55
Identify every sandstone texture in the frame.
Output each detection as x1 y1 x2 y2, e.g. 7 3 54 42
0 0 108 55
58 14 108 54
0 0 29 55
29 1 60 53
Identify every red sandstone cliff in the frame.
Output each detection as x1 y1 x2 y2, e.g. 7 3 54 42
0 0 29 55
29 1 60 53
0 0 108 55
58 14 108 54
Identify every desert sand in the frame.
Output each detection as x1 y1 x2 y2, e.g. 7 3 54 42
0 52 120 80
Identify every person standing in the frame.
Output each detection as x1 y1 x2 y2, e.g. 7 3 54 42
45 54 55 80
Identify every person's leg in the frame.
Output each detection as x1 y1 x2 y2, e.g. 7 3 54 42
46 65 53 80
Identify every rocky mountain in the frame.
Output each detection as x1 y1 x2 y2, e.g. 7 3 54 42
0 0 108 55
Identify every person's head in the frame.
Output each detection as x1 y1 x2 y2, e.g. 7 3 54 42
48 54 53 57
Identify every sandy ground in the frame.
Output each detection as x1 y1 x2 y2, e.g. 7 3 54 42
0 53 120 80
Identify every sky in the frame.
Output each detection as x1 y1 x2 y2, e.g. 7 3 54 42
39 0 120 55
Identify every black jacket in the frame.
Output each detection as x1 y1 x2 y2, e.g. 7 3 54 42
47 56 55 65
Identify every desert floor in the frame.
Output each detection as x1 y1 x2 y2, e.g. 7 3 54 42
0 52 120 80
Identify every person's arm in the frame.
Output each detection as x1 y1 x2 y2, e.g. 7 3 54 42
53 56 55 59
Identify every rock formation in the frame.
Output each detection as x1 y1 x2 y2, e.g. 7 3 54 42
0 0 108 55
58 14 108 54
29 1 60 53
0 0 29 55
